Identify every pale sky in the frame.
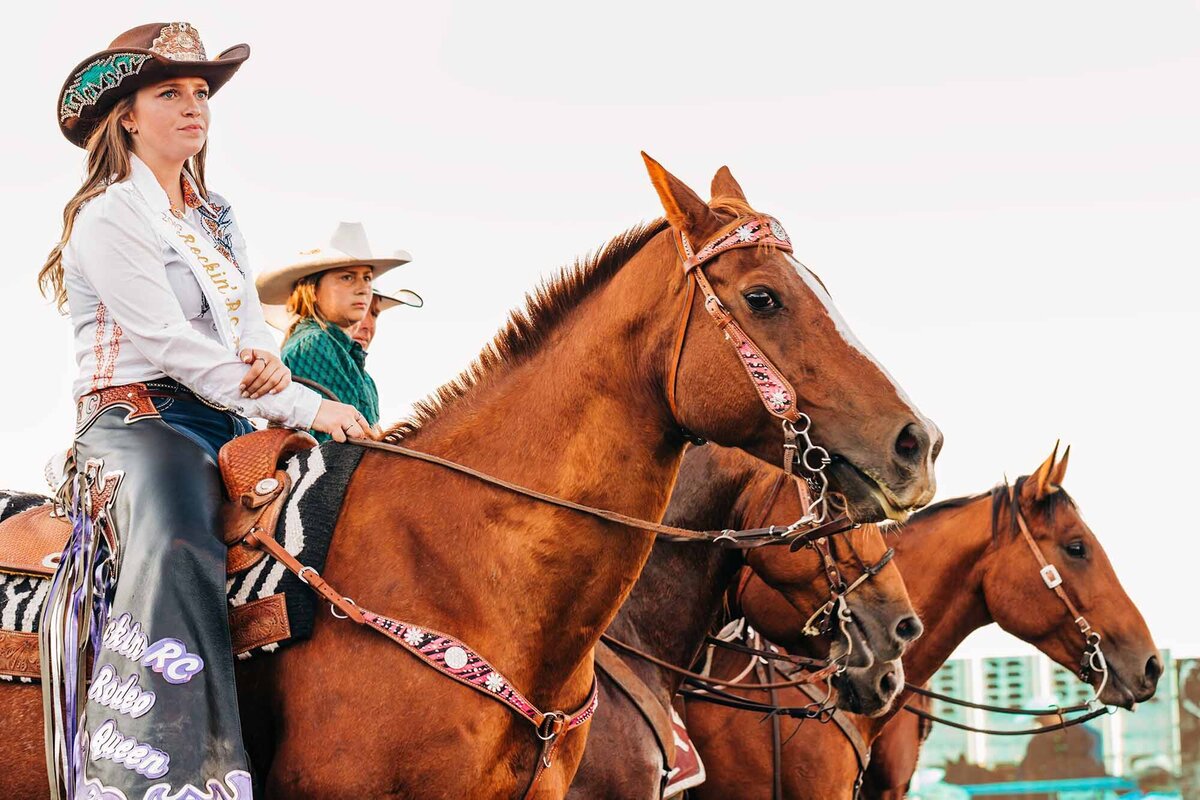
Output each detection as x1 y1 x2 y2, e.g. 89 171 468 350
3 1 1197 659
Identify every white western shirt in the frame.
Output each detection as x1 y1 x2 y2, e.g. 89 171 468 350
63 154 320 428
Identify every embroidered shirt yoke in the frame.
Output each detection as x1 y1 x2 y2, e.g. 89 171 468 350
62 154 320 428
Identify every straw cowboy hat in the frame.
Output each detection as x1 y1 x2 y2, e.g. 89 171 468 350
58 22 250 147
256 222 412 305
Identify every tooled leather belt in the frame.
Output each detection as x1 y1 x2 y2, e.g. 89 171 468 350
75 380 233 436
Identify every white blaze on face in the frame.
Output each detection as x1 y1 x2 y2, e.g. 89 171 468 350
785 254 938 438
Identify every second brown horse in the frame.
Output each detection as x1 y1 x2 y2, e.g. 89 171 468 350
568 445 919 799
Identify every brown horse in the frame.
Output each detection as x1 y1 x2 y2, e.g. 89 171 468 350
567 445 919 800
1 157 940 799
684 446 1160 799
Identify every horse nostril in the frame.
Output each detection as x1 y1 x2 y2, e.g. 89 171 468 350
1145 654 1163 686
879 667 898 697
895 615 923 643
894 423 925 463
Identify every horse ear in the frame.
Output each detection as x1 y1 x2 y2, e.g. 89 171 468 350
1048 444 1070 489
710 166 747 203
1032 441 1062 500
642 152 720 239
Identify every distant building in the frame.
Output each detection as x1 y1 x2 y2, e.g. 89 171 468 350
918 650 1181 778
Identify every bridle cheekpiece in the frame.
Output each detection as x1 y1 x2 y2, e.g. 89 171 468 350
666 214 835 527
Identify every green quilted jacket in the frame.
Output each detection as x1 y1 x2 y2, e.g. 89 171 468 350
281 317 380 442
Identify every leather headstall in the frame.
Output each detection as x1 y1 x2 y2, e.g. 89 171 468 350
665 215 800 441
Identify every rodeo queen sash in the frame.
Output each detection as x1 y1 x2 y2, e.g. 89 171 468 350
126 175 246 353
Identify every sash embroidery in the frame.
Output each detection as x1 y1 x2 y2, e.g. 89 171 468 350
196 202 241 273
125 179 248 353
157 212 244 351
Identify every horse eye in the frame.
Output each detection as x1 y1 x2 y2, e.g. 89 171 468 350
744 289 782 313
1064 540 1087 559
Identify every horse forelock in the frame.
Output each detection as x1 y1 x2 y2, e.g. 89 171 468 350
985 476 1078 546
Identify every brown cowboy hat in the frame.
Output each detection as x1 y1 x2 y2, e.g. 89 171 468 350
58 22 250 148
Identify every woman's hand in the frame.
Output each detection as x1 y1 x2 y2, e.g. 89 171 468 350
238 349 292 399
311 400 371 442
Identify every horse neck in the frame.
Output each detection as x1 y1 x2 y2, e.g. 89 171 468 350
604 450 752 697
377 232 694 689
863 494 996 740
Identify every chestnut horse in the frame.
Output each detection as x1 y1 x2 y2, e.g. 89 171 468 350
2 157 940 799
685 446 1160 799
568 445 919 800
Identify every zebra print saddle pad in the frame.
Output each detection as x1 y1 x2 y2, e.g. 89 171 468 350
0 441 364 681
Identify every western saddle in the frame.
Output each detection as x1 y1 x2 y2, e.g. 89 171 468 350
0 429 317 678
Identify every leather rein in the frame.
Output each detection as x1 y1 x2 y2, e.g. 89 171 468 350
357 435 854 549
597 464 884 704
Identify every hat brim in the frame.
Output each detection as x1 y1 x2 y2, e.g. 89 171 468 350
255 250 412 305
58 43 250 148
376 289 424 311
262 304 296 333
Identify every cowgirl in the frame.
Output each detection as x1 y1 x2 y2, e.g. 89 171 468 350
39 22 367 799
257 223 412 441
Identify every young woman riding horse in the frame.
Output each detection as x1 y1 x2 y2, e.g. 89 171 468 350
568 444 920 800
36 22 363 799
684 446 1160 799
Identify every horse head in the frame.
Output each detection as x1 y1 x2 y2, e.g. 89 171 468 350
981 444 1160 708
643 155 940 524
722 447 919 715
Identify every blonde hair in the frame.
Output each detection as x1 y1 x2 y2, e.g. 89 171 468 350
283 273 330 340
39 94 210 312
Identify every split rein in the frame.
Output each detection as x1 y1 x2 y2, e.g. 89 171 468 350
359 432 854 549
900 684 1109 736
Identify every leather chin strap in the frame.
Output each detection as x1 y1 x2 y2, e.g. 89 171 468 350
664 215 801 449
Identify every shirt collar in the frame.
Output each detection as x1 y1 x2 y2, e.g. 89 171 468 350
127 153 214 215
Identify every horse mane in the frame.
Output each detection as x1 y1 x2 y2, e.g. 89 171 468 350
910 490 992 521
385 197 757 439
384 217 668 438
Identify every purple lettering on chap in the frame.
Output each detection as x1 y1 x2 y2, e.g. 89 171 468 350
79 777 129 800
143 770 253 800
141 637 205 684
